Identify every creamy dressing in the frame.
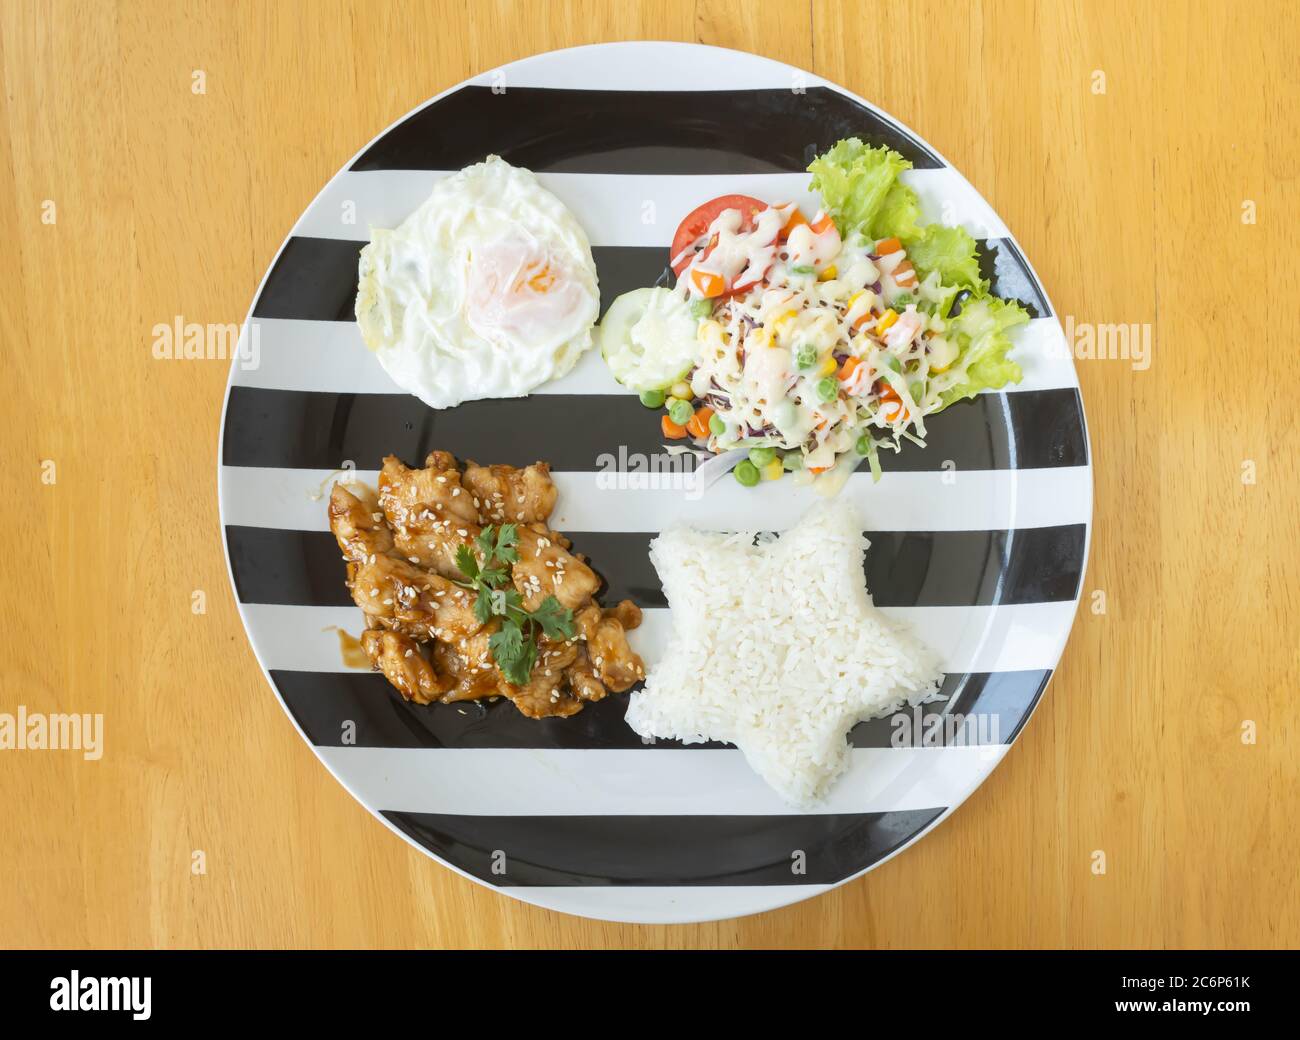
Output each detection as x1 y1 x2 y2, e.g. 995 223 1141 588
673 206 958 475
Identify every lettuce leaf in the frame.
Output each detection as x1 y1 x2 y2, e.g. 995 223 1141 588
871 180 922 241
808 138 1030 407
807 138 912 239
904 224 986 292
806 140 982 288
934 296 1030 409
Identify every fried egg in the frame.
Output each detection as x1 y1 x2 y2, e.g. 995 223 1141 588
355 156 600 409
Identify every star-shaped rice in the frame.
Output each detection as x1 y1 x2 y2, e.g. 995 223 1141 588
625 499 943 805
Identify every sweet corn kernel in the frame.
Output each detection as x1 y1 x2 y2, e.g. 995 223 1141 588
816 354 838 378
698 319 722 343
818 264 838 282
770 310 799 336
875 309 899 337
760 458 784 481
748 327 772 349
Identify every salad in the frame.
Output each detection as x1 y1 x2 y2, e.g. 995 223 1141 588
596 138 1031 490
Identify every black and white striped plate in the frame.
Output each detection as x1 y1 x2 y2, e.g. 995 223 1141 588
218 43 1091 924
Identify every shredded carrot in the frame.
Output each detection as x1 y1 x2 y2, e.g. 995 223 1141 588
882 399 910 423
810 212 835 234
686 406 714 439
875 237 903 256
838 356 862 382
808 465 829 474
852 309 876 331
779 208 809 240
893 259 918 287
661 414 688 439
690 268 726 298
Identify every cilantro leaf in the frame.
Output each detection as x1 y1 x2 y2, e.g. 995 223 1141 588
477 563 509 588
489 619 534 686
454 544 479 581
530 595 576 641
495 524 519 564
473 590 494 625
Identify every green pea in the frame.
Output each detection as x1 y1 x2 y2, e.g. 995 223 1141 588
639 388 666 409
733 460 760 487
709 413 727 437
795 344 818 370
908 381 925 401
668 398 694 426
790 264 815 275
893 292 914 307
690 298 714 319
816 376 839 403
748 446 776 468
782 451 803 471
855 434 872 456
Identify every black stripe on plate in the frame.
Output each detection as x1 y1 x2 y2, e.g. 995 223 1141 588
250 236 1044 323
380 806 945 885
350 86 943 175
252 239 666 322
227 524 1085 608
270 668 1051 750
976 238 1050 318
221 386 1089 472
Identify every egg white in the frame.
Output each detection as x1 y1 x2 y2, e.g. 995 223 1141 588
355 156 600 409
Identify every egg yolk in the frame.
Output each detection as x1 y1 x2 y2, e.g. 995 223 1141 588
465 233 585 346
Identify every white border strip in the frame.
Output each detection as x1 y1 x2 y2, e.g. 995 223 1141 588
319 744 1006 817
220 464 1091 534
240 602 1076 677
229 316 1076 394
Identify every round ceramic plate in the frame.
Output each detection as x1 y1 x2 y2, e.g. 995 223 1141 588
218 42 1091 924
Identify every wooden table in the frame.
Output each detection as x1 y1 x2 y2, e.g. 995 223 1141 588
2 0 1296 949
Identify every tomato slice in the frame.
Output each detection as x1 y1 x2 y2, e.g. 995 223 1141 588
670 194 768 276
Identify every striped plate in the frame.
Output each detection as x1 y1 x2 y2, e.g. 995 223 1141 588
218 42 1092 924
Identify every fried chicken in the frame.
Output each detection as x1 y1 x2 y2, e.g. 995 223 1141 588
462 461 559 525
329 452 645 719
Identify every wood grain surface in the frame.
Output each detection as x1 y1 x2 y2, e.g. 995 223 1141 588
1 0 1297 949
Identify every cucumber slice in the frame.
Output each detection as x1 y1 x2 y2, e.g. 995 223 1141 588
597 287 699 392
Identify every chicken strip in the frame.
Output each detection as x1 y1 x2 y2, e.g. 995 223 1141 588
576 603 646 693
378 454 479 526
506 637 583 718
328 483 393 563
511 525 600 612
377 455 482 578
463 461 558 525
431 626 510 703
604 600 642 631
565 644 608 703
360 628 451 705
347 554 480 641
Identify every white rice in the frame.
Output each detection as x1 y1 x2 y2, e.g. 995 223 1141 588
624 499 943 806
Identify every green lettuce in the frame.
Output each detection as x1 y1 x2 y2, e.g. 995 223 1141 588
904 224 985 292
807 139 984 293
871 181 922 241
934 296 1030 409
807 138 912 240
